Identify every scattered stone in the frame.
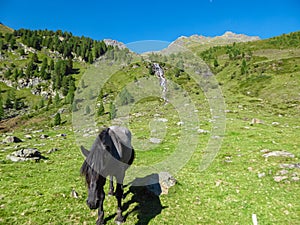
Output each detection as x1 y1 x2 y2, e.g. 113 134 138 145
3 136 23 143
150 138 162 144
197 129 209 134
260 149 271 153
177 121 184 126
47 148 59 154
40 134 49 139
156 118 168 123
262 150 295 158
272 122 280 126
291 177 299 182
24 135 32 139
32 129 43 133
83 133 91 137
273 176 288 182
7 148 44 162
258 172 266 178
71 188 79 198
279 163 300 169
277 169 289 175
159 172 177 195
56 133 67 137
250 118 264 126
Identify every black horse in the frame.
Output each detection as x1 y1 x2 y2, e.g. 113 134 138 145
80 126 135 225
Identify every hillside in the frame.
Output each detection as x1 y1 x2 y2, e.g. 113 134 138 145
0 27 299 224
0 26 114 126
0 23 14 34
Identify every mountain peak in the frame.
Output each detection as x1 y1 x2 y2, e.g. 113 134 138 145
167 31 260 51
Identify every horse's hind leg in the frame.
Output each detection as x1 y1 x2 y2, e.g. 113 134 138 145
115 183 124 224
108 175 114 196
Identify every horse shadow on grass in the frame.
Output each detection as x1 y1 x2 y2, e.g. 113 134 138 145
105 173 167 225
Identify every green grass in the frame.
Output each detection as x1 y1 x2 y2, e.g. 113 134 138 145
1 33 300 225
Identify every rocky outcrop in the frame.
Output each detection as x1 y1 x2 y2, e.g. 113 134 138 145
104 39 127 49
3 136 23 143
6 148 45 162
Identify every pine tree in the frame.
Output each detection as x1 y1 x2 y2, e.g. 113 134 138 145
62 76 69 96
97 102 105 116
109 102 116 120
214 58 219 67
241 59 247 75
54 113 61 126
0 94 4 120
54 92 60 106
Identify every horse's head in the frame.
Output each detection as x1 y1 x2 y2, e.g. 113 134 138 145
99 128 113 151
80 146 104 210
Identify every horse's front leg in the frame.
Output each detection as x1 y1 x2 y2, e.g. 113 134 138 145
108 175 114 196
96 180 106 225
115 183 124 224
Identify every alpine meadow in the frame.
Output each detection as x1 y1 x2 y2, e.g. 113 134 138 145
0 22 299 224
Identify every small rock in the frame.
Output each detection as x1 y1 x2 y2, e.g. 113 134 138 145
258 172 266 178
150 138 161 144
156 118 168 122
262 151 294 158
56 133 67 137
273 176 288 182
272 122 280 126
277 170 289 175
47 148 59 154
177 121 184 126
71 188 79 198
32 129 43 133
3 136 23 143
279 163 300 169
24 135 32 139
159 172 177 195
40 134 49 139
197 129 209 134
250 118 264 126
291 177 299 182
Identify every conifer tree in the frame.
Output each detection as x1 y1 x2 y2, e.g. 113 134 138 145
0 93 4 120
109 102 116 120
54 92 60 106
97 102 105 116
54 113 61 126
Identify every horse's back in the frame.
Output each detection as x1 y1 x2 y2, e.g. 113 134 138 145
109 126 134 164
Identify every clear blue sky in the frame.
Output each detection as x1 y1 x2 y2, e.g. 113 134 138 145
1 0 300 44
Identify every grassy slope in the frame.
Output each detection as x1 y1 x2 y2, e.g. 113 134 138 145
0 24 14 34
1 32 300 225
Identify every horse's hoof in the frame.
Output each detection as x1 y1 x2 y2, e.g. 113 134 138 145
96 219 105 225
115 217 124 224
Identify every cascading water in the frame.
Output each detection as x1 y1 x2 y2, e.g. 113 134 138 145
153 63 167 102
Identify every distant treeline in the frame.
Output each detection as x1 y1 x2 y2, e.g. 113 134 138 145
1 28 111 63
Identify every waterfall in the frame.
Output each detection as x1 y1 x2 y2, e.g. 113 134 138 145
153 63 167 102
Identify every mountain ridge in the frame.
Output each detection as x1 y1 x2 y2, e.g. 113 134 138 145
166 31 260 52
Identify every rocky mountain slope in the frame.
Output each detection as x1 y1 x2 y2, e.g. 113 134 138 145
167 31 260 52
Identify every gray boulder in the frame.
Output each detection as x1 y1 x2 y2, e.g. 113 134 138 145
7 148 44 162
3 136 23 143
